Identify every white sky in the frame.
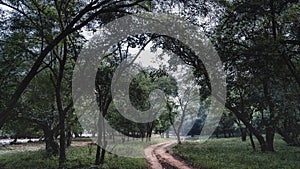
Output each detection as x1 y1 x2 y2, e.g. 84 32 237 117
129 43 169 69
0 4 11 10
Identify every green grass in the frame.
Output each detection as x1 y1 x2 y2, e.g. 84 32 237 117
0 145 146 169
172 136 300 169
103 136 172 158
2 136 298 169
0 135 170 169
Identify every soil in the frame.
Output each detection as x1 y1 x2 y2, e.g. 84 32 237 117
144 140 195 169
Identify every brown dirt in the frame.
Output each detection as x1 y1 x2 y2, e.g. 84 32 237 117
71 140 93 147
144 140 195 169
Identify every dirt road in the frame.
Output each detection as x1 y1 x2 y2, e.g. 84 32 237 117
144 140 195 169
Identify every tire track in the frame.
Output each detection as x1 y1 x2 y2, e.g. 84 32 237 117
144 140 194 169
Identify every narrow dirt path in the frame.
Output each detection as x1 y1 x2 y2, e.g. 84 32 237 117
144 140 195 169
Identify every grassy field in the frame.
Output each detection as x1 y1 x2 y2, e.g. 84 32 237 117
0 136 171 169
172 136 300 169
1 136 299 169
0 146 146 169
0 145 146 169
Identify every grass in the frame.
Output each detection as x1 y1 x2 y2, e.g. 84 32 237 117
172 135 300 169
0 145 146 169
0 135 170 169
0 142 45 155
103 136 172 158
2 135 298 169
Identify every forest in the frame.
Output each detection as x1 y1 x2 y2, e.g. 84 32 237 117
0 0 299 169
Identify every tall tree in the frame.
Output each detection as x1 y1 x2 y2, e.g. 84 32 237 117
212 0 300 151
0 0 149 127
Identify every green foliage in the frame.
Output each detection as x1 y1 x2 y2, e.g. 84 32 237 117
1 118 43 138
211 0 300 148
173 137 300 169
105 68 178 137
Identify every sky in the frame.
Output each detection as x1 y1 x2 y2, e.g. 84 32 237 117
129 43 169 69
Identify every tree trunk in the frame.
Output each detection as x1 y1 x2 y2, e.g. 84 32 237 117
100 141 107 164
263 81 276 152
277 129 300 146
95 107 108 165
265 126 275 152
249 130 256 150
12 136 17 143
59 112 66 167
166 130 169 138
95 114 103 165
226 103 268 151
66 131 72 147
45 129 59 155
172 122 181 144
241 128 247 142
74 132 79 138
223 129 227 138
177 133 182 144
57 40 69 168
95 145 101 165
146 122 153 142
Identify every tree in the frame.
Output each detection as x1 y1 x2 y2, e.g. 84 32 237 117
21 71 60 155
212 0 300 151
94 60 115 165
215 112 236 138
0 0 149 128
165 66 200 144
0 1 151 167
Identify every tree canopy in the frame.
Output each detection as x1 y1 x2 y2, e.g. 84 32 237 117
0 0 299 167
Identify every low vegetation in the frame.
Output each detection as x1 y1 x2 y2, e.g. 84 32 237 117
172 136 300 169
0 145 146 169
0 136 171 169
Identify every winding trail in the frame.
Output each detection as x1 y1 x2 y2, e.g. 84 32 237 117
144 140 195 169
